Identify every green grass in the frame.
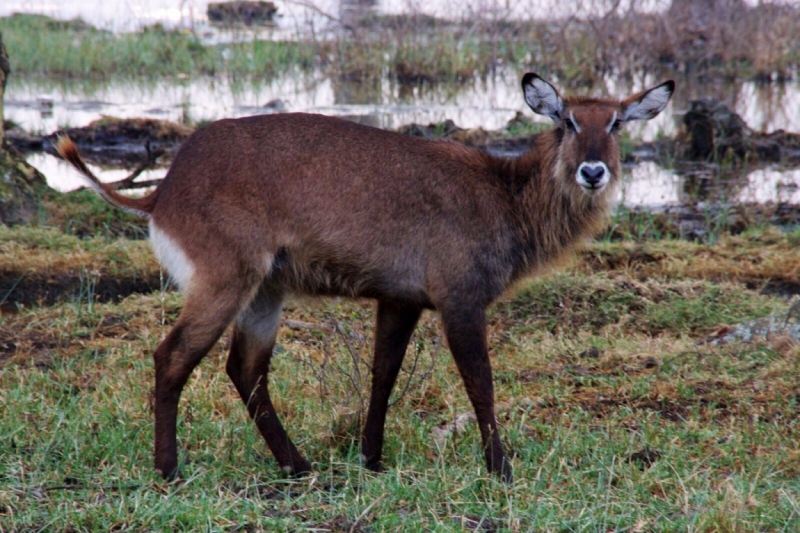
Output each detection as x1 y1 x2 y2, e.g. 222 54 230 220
2 224 800 530
0 14 316 79
504 273 780 336
40 189 150 240
0 223 153 275
3 6 799 83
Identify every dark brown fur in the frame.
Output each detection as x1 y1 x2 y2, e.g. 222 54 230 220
55 74 673 483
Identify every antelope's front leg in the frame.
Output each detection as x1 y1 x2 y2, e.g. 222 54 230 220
440 305 512 483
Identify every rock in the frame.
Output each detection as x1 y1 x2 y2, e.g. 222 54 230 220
683 96 750 159
448 128 491 145
396 119 493 146
46 117 194 167
207 1 278 26
262 98 288 112
679 96 800 164
57 116 193 144
504 110 538 135
397 119 463 139
5 128 44 153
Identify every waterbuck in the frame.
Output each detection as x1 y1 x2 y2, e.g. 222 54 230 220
56 73 674 483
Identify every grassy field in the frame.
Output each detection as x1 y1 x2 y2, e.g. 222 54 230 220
0 14 316 79
1 221 799 531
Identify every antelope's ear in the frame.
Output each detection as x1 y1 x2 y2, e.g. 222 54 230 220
522 73 563 121
622 80 675 122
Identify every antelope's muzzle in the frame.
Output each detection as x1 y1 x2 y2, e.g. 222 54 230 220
576 161 610 193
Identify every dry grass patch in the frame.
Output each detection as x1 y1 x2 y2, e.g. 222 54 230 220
582 227 800 291
0 225 159 308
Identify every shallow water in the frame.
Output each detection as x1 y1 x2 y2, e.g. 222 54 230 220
7 74 529 135
621 164 800 207
8 71 800 137
29 151 800 211
10 70 800 205
26 153 165 193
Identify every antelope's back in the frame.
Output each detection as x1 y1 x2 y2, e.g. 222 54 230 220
148 113 515 301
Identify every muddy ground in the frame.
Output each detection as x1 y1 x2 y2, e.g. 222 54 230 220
4 226 800 314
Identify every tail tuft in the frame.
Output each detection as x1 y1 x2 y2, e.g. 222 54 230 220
55 135 99 182
54 135 155 217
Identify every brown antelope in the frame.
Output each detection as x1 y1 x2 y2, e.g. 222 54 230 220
56 73 674 483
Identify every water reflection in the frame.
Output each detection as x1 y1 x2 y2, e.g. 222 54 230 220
6 74 524 134
28 153 165 193
668 75 800 135
618 162 681 206
29 150 800 211
7 71 799 144
742 168 800 205
615 162 800 207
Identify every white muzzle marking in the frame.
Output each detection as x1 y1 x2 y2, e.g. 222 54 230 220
576 161 610 194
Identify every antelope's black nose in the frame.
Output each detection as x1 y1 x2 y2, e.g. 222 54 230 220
580 164 605 186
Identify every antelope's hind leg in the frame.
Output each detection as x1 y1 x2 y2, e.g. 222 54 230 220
153 277 256 480
226 285 312 476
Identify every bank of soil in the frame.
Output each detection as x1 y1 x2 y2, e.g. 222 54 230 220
8 95 800 174
3 227 800 312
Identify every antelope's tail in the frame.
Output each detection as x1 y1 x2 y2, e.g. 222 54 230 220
55 136 155 217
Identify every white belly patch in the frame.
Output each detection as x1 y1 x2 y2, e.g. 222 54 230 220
149 220 196 292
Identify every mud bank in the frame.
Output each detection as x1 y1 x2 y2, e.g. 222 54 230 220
8 117 192 168
4 219 800 311
0 270 163 312
12 97 800 171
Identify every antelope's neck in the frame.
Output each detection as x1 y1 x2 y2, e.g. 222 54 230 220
508 140 615 277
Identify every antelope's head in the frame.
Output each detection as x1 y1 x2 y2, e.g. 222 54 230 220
522 73 675 197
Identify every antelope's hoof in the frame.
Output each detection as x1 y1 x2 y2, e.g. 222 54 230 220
365 461 385 473
359 452 385 473
497 460 514 485
281 461 314 479
155 466 182 482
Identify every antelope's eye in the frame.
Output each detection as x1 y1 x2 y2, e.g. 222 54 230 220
611 119 622 132
563 118 576 132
